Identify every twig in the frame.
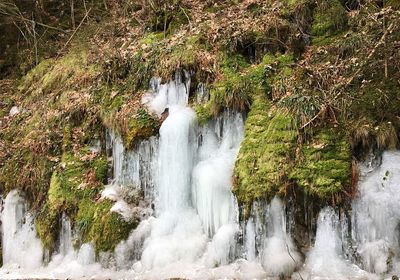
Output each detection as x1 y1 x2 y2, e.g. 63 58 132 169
383 16 388 78
13 21 28 42
83 0 88 22
32 14 38 65
180 6 191 29
299 104 326 130
285 242 304 280
163 3 167 38
331 22 394 100
71 0 76 30
0 11 68 33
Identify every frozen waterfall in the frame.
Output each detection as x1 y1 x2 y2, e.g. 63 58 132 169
2 72 400 280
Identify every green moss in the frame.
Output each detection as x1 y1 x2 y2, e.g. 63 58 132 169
76 199 137 253
209 72 252 114
125 108 159 148
200 53 272 117
195 103 213 125
156 34 210 79
38 173 136 253
233 94 298 214
139 32 165 45
262 53 295 99
165 35 200 66
0 149 55 205
35 148 108 251
220 53 250 74
289 128 351 198
100 89 159 147
36 200 60 250
99 87 128 116
19 49 98 101
18 59 54 92
215 53 300 213
276 53 295 66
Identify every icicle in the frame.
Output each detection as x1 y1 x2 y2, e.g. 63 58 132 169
156 106 196 212
59 213 73 256
1 190 43 270
245 217 256 261
301 207 370 279
261 197 301 277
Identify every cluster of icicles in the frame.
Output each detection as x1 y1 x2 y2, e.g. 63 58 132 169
1 72 400 279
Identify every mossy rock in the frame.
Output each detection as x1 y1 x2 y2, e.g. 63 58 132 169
233 94 298 215
0 149 55 206
101 93 160 149
76 199 137 253
19 49 99 100
35 147 136 253
290 128 351 199
36 201 61 250
125 108 160 148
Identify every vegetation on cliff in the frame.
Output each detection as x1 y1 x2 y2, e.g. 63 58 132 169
1 0 400 247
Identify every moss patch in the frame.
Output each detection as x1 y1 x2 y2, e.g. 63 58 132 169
76 199 137 253
35 148 108 251
195 53 271 121
100 90 160 149
233 94 298 214
0 46 101 205
290 128 351 200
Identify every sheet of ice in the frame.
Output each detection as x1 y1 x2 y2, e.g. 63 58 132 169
192 112 243 237
300 207 373 280
261 197 301 277
1 190 43 270
352 151 400 274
